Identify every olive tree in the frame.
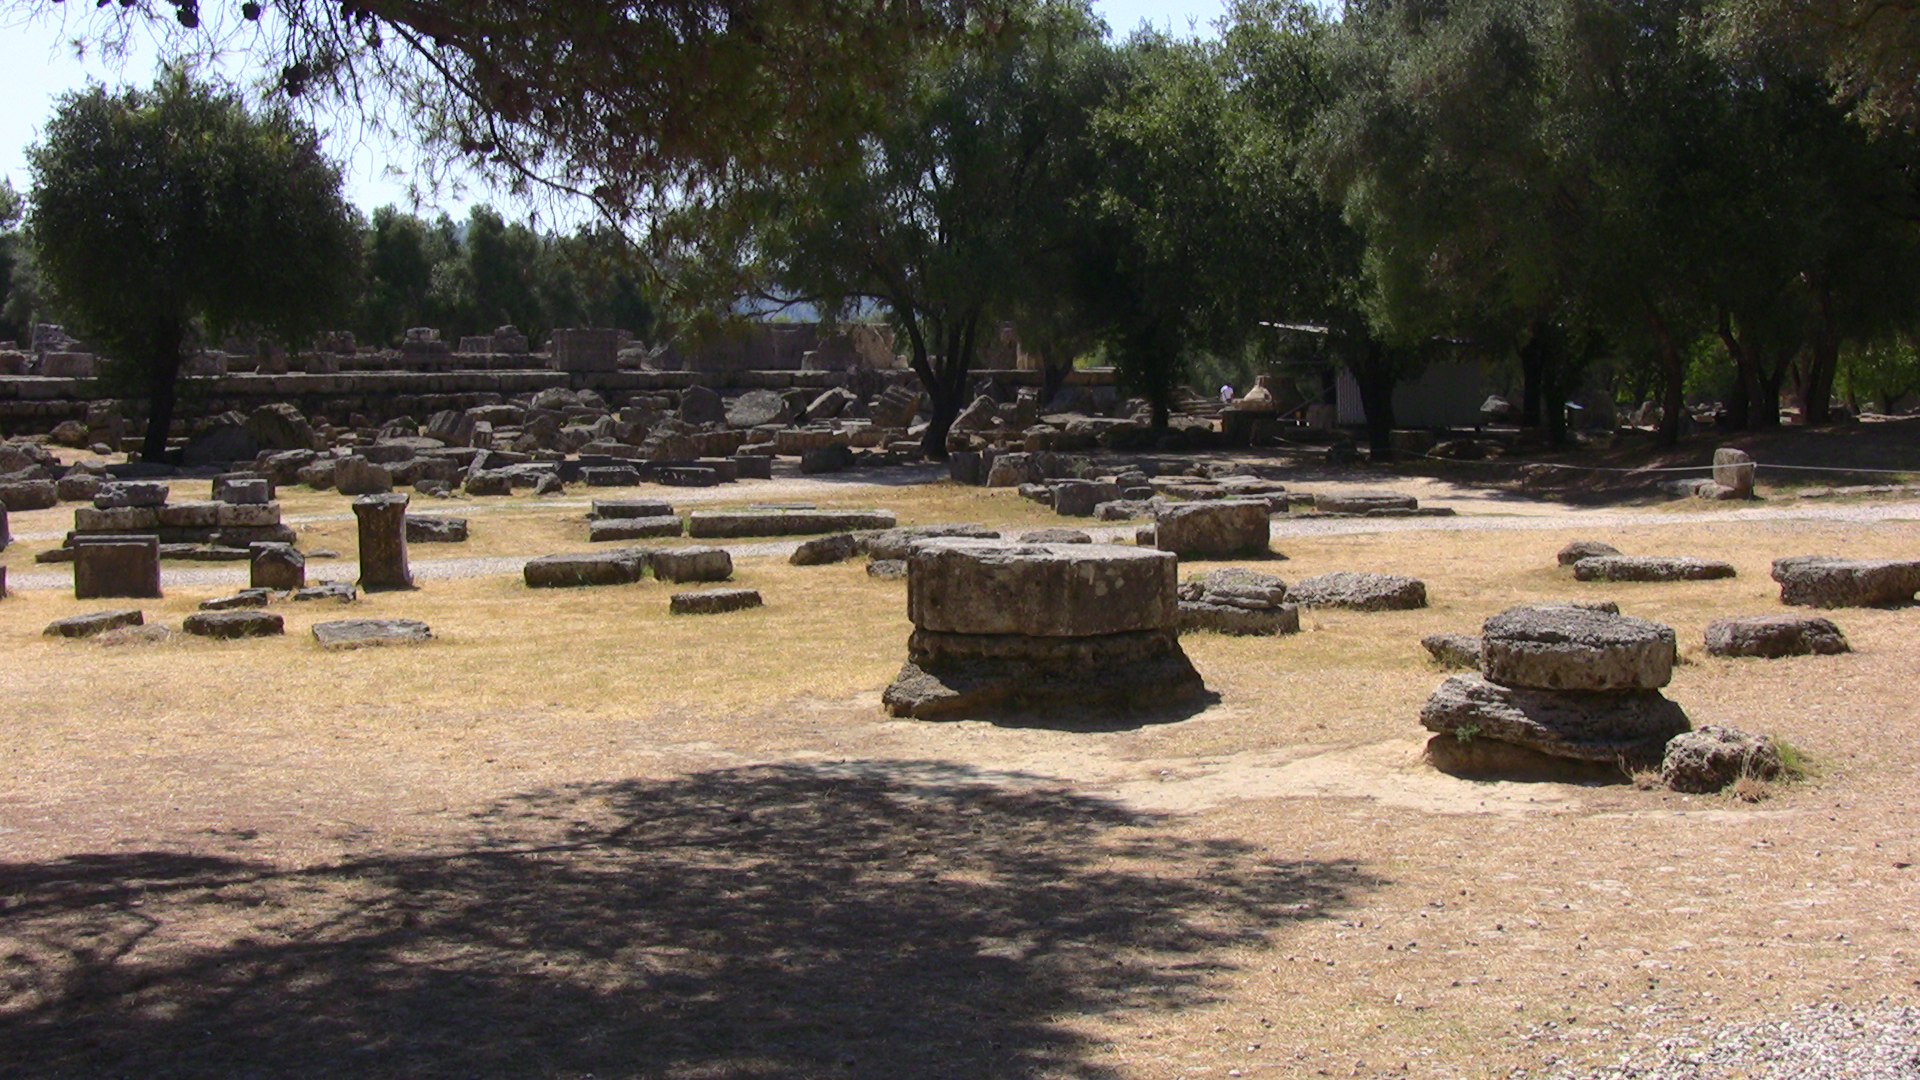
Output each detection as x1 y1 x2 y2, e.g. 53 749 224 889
28 68 361 461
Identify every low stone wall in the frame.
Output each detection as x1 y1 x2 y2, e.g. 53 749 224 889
0 366 1118 439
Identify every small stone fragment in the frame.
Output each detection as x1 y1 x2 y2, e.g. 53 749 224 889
182 610 284 639
669 588 764 615
45 609 144 638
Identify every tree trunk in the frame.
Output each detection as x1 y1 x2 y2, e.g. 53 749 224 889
1644 301 1687 447
911 313 979 460
1716 309 1752 430
1353 344 1397 461
1801 286 1841 425
1518 325 1546 431
140 321 185 464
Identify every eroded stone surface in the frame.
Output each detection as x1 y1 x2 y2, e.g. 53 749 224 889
1480 605 1675 691
1661 724 1780 793
1152 500 1270 559
1705 614 1849 658
1572 555 1736 583
791 533 860 566
1422 633 1482 670
669 588 763 615
1771 556 1920 608
858 524 1001 561
1557 540 1621 567
1419 674 1688 764
882 628 1203 720
1313 491 1417 514
313 619 433 650
907 540 1177 637
45 609 144 638
651 546 732 583
182 610 285 639
1289 572 1426 612
524 550 648 588
590 517 682 542
406 516 470 543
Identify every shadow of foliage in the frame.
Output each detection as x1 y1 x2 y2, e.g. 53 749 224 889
0 761 1378 1079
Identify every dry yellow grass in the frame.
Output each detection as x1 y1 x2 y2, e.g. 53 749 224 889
2 484 1918 1078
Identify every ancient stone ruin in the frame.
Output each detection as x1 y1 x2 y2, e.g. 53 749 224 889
1771 556 1920 607
882 539 1205 720
1420 605 1691 780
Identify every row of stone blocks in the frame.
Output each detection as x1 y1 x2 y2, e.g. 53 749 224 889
62 494 413 599
523 546 735 588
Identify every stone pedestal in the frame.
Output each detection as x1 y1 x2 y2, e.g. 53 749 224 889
551 328 619 373
251 542 306 591
1712 447 1755 498
883 540 1205 721
73 535 162 599
1 504 9 551
353 494 414 591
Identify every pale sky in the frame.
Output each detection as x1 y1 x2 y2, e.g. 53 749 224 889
0 1 1227 220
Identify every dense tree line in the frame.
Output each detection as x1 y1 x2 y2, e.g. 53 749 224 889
14 0 1920 459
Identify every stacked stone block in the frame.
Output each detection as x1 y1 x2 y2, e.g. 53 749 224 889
1419 605 1691 779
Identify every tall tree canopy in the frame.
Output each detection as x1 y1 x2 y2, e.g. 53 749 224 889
665 0 1110 456
28 67 361 461
18 0 1019 221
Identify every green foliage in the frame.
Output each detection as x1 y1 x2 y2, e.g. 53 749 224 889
1837 337 1920 411
662 1 1110 455
27 66 361 460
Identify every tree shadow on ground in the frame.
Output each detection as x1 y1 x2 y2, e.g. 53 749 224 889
0 760 1379 1079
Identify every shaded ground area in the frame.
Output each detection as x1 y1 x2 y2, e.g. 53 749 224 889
0 761 1373 1080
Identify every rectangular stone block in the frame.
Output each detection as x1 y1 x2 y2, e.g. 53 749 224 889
687 509 896 538
907 539 1177 637
550 328 619 373
73 535 162 599
650 546 733 583
215 502 283 528
157 502 222 529
93 481 170 509
591 499 675 520
74 506 161 532
213 476 273 504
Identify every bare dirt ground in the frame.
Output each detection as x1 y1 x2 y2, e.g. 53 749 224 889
2 446 1918 1078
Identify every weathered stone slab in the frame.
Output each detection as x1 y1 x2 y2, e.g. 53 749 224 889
1178 600 1300 636
1289 572 1427 611
293 582 357 603
867 559 907 580
1153 500 1270 559
214 477 272 505
157 502 222 529
908 540 1176 637
882 628 1204 720
591 499 676 520
93 481 169 509
1557 540 1621 566
524 550 648 588
1481 605 1675 691
199 588 273 611
1422 633 1482 670
590 516 682 542
669 588 764 615
687 508 896 538
1052 480 1123 518
791 533 860 566
214 502 283 528
1660 725 1781 792
182 610 285 639
1572 555 1736 582
1018 528 1092 544
74 506 161 532
1312 491 1418 514
0 480 57 512
1704 614 1850 658
650 546 733 583
1712 447 1756 497
313 619 433 650
406 516 469 543
251 543 305 591
581 466 641 487
859 523 1001 561
73 535 162 599
1771 556 1920 608
45 609 144 638
335 457 395 496
1419 674 1688 764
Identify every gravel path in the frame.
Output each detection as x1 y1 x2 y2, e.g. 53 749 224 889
1513 1000 1920 1079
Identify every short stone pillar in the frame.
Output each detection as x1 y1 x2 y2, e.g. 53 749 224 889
73 534 162 599
1 503 9 551
251 542 306 591
1153 500 1271 559
1712 447 1756 498
882 540 1205 720
0 565 8 598
353 494 414 591
550 328 619 373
